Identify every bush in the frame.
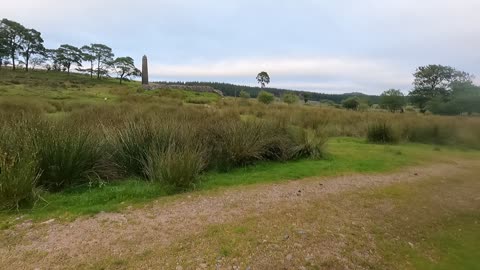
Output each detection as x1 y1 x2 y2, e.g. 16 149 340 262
367 122 398 144
283 93 299 104
342 97 360 110
239 90 250 99
257 90 275 104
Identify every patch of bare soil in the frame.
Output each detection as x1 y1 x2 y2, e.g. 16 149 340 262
0 161 475 269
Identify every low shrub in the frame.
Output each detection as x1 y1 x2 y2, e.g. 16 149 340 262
257 91 275 104
239 90 250 99
367 122 398 144
283 93 300 104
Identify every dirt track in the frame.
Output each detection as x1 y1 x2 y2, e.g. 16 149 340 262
0 160 476 269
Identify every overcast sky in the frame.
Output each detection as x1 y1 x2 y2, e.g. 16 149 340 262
3 0 480 94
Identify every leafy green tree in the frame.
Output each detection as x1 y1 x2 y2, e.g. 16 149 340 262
409 65 473 112
113 57 140 84
20 28 44 71
283 93 299 104
450 81 479 97
239 90 250 99
80 45 96 78
0 34 8 66
342 97 360 110
0 18 27 70
380 89 406 112
55 44 83 74
257 90 274 104
44 48 61 71
256 71 270 88
90 44 114 79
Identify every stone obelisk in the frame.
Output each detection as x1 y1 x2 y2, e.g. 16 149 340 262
142 55 149 85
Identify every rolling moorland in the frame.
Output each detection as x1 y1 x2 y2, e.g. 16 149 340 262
0 68 479 269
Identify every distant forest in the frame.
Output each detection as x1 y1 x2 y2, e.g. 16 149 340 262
155 81 380 104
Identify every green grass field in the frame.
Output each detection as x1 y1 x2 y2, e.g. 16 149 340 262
0 69 220 109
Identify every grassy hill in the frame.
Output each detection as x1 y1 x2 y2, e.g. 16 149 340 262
0 69 221 113
156 81 381 104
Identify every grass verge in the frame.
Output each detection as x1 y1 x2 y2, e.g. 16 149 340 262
1 138 479 226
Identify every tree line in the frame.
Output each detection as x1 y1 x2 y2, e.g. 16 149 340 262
250 67 479 115
155 80 381 104
367 65 480 115
0 18 140 83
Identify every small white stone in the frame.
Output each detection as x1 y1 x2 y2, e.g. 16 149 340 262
42 219 55 225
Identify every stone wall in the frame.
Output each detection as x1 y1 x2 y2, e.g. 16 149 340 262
143 83 224 96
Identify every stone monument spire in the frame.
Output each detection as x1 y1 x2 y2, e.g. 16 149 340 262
142 55 149 85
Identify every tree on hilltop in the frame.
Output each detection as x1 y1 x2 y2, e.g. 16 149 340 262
113 56 140 84
20 28 45 71
0 18 26 70
256 71 270 88
89 44 114 79
0 38 7 67
55 44 83 74
80 45 96 78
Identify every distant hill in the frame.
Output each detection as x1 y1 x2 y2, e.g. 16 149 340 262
154 81 380 104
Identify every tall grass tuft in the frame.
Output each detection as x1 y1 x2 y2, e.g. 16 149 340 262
286 127 327 159
0 123 41 210
35 123 112 191
403 123 453 145
207 119 278 170
144 143 206 192
109 119 178 178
